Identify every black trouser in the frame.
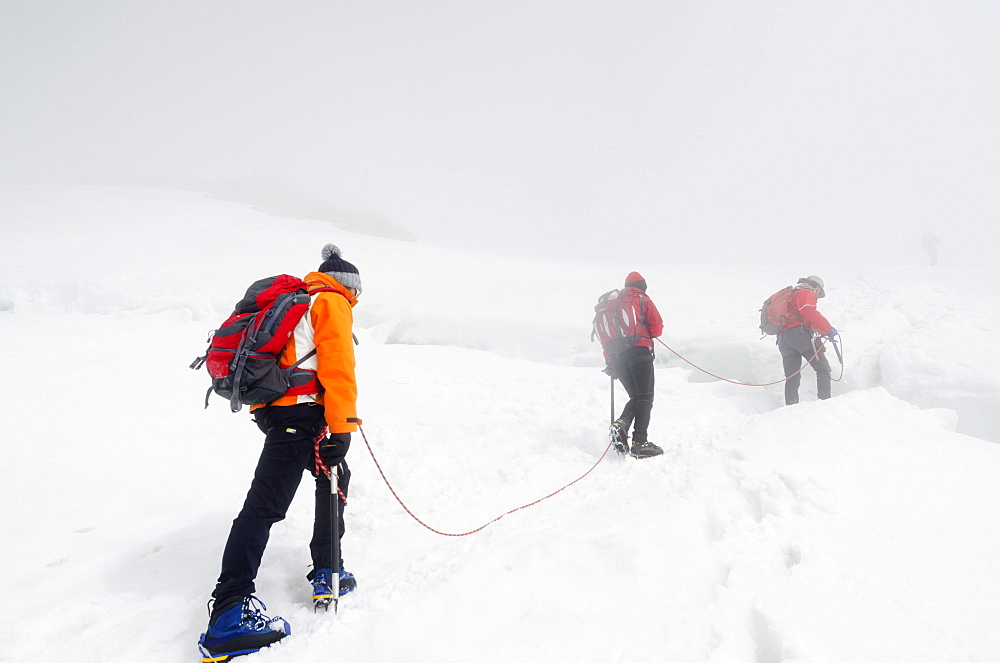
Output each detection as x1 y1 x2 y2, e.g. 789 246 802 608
212 403 350 608
610 345 656 443
777 325 831 405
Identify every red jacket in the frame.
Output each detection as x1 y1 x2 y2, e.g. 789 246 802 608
781 287 833 335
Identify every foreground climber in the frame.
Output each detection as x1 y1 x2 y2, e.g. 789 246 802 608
198 244 362 661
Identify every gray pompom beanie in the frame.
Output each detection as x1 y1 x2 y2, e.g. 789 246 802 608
318 244 362 295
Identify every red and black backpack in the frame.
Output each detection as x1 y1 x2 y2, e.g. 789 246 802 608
190 275 334 412
592 288 649 356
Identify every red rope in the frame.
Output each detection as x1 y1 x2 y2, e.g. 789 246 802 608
343 332 844 537
358 425 615 537
313 426 347 505
655 334 844 386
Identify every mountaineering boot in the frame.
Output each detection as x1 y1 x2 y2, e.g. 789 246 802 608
311 568 334 611
609 419 628 455
312 566 358 610
339 566 358 595
198 596 289 662
629 440 664 459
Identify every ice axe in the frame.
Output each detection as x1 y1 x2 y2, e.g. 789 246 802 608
607 370 629 456
610 374 615 425
830 336 843 365
330 463 341 613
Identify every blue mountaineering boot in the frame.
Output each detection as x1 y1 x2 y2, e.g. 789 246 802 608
311 567 334 611
629 439 664 459
338 566 358 595
312 566 358 610
198 595 289 662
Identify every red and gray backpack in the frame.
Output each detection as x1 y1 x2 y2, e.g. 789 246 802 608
759 286 795 335
592 288 648 356
190 275 334 412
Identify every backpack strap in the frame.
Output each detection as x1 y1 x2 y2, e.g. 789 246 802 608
229 327 252 412
637 292 653 358
286 348 317 370
308 284 350 298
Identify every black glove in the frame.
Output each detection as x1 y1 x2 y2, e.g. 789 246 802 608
318 432 351 468
602 364 616 378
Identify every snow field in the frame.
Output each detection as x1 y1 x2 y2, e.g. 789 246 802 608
1 186 999 662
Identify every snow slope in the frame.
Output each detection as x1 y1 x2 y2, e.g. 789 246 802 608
1 186 998 662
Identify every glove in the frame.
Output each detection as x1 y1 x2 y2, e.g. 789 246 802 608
602 364 616 378
826 328 838 340
317 432 351 470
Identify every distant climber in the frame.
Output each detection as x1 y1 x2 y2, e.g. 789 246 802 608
777 276 836 405
595 272 665 458
921 232 941 267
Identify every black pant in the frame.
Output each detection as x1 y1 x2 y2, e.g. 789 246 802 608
212 403 350 606
777 325 831 405
610 345 656 443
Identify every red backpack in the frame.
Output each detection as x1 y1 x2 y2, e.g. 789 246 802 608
190 275 334 412
759 286 794 335
592 288 648 356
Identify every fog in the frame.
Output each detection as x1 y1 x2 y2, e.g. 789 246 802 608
2 1 998 265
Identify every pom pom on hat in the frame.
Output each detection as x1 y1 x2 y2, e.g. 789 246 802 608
321 244 341 261
319 243 362 294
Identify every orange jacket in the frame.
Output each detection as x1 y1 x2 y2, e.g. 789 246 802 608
254 271 360 433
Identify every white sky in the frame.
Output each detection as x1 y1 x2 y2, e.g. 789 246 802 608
2 1 998 265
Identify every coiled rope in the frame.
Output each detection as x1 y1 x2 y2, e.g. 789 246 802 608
358 425 614 537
